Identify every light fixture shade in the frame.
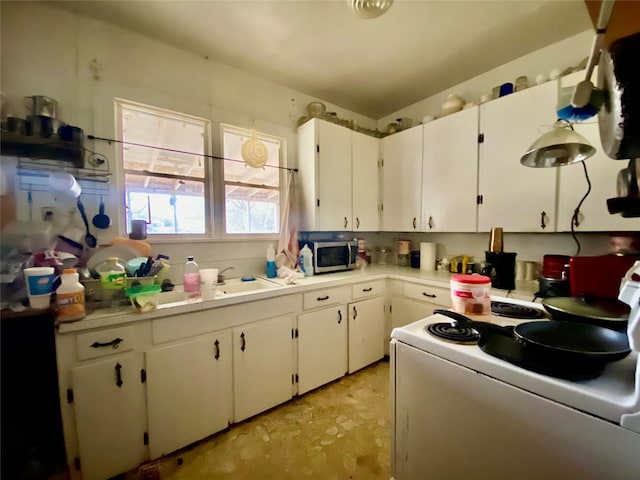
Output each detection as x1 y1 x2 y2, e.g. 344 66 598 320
349 0 394 19
520 121 596 168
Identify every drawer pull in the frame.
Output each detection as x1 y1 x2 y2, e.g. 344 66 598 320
362 287 373 292
317 295 330 301
240 332 246 352
115 363 123 388
214 339 220 360
422 293 437 298
91 338 124 349
353 306 358 320
338 309 342 324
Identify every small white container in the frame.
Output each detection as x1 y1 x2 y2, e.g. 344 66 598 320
450 274 491 315
23 266 55 309
56 268 85 322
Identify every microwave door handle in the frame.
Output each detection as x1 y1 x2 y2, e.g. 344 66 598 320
346 242 350 267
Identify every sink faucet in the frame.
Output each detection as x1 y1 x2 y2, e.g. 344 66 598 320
217 266 235 284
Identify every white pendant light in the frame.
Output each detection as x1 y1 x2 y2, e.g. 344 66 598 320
348 0 394 19
520 120 596 168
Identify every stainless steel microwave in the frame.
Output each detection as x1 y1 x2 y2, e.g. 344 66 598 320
312 240 358 274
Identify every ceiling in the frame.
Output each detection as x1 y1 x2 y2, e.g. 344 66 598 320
50 0 593 119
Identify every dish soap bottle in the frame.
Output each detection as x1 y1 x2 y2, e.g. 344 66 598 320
184 256 201 301
266 244 277 278
299 244 314 277
96 258 126 290
56 268 85 322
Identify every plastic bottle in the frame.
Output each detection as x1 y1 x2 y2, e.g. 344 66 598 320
184 256 201 301
299 244 314 277
96 257 126 290
266 244 277 278
56 268 86 322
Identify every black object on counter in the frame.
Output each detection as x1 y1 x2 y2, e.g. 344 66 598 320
410 251 420 268
482 251 517 290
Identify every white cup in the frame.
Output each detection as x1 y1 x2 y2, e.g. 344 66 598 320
24 266 55 308
200 268 219 300
49 172 81 198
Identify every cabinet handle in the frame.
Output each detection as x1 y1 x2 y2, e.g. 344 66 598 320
114 363 123 388
214 339 220 360
338 309 342 324
317 295 330 301
422 292 437 298
344 216 348 229
240 332 246 352
540 211 547 229
353 306 358 320
412 217 417 229
362 287 372 292
428 216 434 229
356 217 360 229
90 338 123 349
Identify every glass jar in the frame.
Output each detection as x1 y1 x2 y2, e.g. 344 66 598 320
375 247 393 265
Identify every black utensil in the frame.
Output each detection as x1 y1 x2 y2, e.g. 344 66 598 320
92 196 111 229
76 198 98 248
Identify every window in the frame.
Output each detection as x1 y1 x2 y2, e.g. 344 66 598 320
221 125 281 235
116 99 284 238
117 99 209 236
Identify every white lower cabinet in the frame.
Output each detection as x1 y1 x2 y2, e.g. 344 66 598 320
297 306 348 395
348 296 385 373
71 353 147 480
145 332 232 459
390 282 451 333
232 315 296 422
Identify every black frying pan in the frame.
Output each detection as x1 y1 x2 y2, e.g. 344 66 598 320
542 296 629 332
433 310 630 365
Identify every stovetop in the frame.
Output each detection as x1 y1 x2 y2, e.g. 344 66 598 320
391 296 640 427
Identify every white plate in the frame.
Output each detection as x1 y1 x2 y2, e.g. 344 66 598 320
86 245 141 274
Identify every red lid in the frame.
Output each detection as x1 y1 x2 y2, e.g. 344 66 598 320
451 274 490 285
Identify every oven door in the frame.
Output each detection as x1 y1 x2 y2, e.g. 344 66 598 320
391 341 640 480
313 242 356 273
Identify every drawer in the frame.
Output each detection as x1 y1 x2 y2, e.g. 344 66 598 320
351 280 384 300
303 287 350 310
76 325 140 361
403 282 450 307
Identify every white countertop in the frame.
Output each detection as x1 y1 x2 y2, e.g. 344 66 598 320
57 266 540 333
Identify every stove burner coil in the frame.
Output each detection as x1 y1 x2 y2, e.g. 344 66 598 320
426 322 480 344
491 301 545 319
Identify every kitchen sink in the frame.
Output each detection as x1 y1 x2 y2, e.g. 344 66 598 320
157 276 281 306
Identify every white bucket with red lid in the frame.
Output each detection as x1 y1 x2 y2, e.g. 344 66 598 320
450 274 491 315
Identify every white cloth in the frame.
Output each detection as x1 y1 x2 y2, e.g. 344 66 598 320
277 171 299 270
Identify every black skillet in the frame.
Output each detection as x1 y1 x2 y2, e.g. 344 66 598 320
433 310 631 380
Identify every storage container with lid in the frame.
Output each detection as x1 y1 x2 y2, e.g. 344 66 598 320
450 274 491 315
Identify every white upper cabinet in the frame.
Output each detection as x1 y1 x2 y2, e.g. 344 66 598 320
556 71 640 232
478 81 559 232
381 125 423 232
298 119 353 231
352 131 380 231
422 106 479 232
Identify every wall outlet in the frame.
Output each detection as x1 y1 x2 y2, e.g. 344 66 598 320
41 206 60 222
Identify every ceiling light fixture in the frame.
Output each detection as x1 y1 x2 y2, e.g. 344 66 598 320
348 0 394 19
520 120 596 168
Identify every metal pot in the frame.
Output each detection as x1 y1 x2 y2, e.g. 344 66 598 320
24 95 58 118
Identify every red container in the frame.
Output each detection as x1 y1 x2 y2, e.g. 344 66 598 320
569 254 640 300
542 255 571 280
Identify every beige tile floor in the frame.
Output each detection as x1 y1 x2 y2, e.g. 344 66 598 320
146 360 390 480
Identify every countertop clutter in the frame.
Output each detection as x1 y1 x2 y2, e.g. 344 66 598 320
57 265 540 334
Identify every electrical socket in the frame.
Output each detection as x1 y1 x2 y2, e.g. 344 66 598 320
41 206 60 222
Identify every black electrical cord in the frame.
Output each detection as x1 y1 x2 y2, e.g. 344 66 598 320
570 160 592 256
88 134 298 172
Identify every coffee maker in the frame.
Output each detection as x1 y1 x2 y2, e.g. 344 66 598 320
481 228 517 291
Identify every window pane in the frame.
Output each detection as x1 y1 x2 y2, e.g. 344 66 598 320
225 185 279 234
125 174 205 234
223 131 279 187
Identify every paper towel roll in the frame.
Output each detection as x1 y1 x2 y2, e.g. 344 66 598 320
420 242 436 271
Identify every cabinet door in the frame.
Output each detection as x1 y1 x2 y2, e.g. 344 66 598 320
317 120 353 230
348 297 385 373
422 107 479 232
233 315 295 422
382 126 423 231
71 354 147 480
352 130 380 231
297 306 348 394
557 121 640 231
478 81 558 232
145 332 232 459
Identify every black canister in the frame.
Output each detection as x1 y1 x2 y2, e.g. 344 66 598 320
410 251 420 268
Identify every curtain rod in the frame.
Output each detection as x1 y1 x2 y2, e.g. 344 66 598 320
87 134 298 173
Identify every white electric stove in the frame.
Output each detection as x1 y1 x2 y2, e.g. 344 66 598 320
390 292 640 480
